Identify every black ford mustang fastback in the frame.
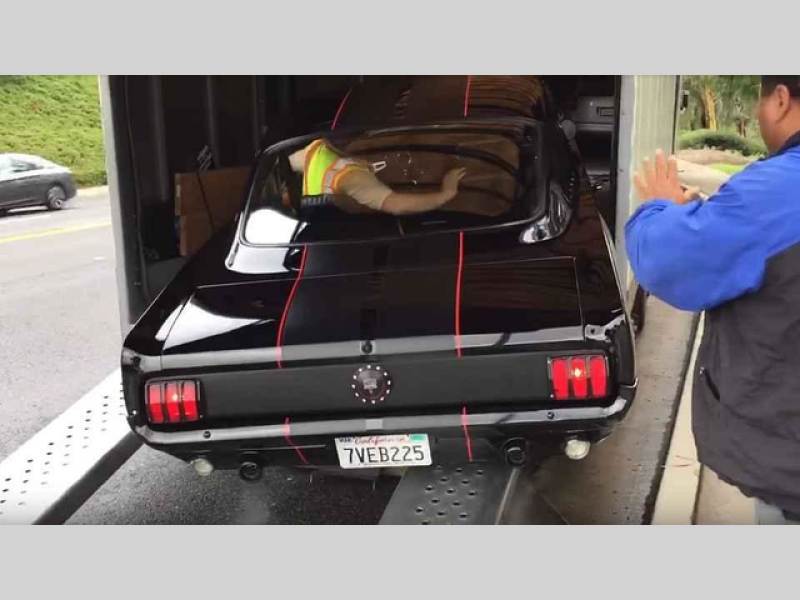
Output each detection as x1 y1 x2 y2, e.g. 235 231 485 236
121 77 636 473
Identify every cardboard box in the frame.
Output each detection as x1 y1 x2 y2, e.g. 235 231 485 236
175 166 251 256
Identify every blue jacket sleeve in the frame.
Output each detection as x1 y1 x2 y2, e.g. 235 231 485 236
624 183 767 311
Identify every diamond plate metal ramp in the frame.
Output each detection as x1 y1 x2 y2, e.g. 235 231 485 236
380 461 514 525
380 462 567 525
0 370 140 524
380 439 566 525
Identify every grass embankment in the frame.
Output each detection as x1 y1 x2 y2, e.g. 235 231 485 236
0 75 105 186
709 163 746 175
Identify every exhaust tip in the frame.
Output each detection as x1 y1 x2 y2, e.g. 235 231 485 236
504 440 527 466
564 438 591 461
191 457 214 477
239 461 263 482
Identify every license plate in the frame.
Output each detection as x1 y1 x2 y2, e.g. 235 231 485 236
335 434 432 469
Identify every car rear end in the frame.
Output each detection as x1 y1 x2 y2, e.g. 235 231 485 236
122 229 636 473
61 172 78 200
53 166 78 201
122 115 636 474
130 348 635 473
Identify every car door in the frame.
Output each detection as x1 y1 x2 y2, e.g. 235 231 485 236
5 159 44 206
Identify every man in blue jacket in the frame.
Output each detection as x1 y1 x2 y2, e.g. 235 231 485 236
626 76 800 524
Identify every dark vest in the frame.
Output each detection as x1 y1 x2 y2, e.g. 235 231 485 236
693 133 800 512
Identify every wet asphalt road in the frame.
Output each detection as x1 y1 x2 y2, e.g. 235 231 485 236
0 192 120 462
69 445 398 525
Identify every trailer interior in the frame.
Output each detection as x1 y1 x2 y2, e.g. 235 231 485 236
105 75 622 326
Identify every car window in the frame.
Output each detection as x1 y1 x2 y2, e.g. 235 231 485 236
242 118 553 246
0 156 10 176
10 160 40 173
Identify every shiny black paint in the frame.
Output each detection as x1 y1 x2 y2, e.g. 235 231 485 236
121 132 635 468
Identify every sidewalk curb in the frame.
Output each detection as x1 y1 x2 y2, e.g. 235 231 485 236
651 314 757 525
651 314 704 524
77 185 109 199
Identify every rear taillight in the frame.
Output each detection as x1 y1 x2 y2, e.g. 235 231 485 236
181 381 199 421
147 384 165 424
550 357 570 400
588 355 608 397
164 382 181 422
548 355 609 400
570 356 589 399
145 380 201 424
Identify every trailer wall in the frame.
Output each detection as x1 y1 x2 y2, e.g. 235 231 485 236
615 75 680 301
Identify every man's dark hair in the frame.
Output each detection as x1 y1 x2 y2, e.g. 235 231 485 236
761 76 800 98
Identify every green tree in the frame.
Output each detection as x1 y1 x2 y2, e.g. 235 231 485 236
683 76 719 130
716 75 761 137
682 75 761 137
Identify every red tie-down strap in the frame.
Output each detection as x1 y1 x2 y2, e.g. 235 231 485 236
283 417 309 465
461 405 474 462
331 88 352 130
454 230 465 358
275 245 308 369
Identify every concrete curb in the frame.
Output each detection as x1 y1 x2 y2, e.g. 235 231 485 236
651 314 757 525
695 466 756 524
651 314 704 524
77 185 109 199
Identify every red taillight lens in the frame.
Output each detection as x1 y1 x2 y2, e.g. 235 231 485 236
145 380 201 424
589 355 608 397
550 358 570 400
549 355 609 401
165 382 181 422
570 357 589 399
181 381 199 421
146 383 165 424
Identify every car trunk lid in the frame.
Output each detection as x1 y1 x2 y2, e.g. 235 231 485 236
161 254 583 366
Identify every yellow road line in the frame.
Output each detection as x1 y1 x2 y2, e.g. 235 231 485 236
0 221 111 245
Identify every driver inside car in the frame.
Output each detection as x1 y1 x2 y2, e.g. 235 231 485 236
287 138 466 215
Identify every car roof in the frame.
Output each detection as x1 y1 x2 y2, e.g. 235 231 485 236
0 153 59 166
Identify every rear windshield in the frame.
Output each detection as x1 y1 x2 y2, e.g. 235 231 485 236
243 120 546 245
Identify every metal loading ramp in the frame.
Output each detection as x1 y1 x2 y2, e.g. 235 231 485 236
380 460 567 525
0 370 139 524
380 461 514 525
